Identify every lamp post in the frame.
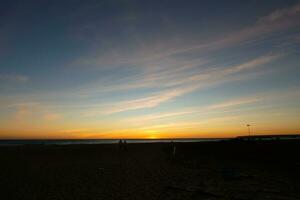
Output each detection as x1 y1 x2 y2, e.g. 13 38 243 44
247 124 251 137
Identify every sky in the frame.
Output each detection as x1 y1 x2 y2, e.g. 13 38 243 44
0 0 300 139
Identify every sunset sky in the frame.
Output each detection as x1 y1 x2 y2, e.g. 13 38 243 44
0 0 300 139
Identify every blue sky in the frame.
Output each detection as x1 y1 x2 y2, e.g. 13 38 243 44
0 0 300 139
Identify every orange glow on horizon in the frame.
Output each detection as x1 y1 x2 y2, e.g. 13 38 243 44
0 127 299 140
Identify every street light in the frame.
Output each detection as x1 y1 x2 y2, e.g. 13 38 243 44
247 124 251 137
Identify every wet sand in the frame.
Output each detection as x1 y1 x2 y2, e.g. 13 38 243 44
0 140 299 200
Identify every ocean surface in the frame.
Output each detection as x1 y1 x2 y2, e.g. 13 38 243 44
0 139 223 146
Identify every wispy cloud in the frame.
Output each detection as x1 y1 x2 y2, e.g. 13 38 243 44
206 98 261 110
70 1 297 100
73 2 299 70
43 113 62 121
123 97 261 125
258 3 300 23
187 2 300 53
10 102 63 123
94 86 195 115
14 104 34 122
122 87 300 125
0 74 29 83
228 54 284 73
77 57 208 95
90 53 281 114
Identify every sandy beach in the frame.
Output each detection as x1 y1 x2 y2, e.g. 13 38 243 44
0 140 299 200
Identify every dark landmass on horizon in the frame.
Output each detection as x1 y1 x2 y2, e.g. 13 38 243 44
0 139 300 200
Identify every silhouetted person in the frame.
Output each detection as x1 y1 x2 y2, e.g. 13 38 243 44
123 140 127 150
118 139 123 149
170 141 176 159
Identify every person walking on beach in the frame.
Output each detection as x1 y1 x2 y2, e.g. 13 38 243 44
170 141 176 159
119 139 123 149
123 140 127 150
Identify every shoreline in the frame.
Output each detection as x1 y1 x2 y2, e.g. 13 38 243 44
0 134 299 146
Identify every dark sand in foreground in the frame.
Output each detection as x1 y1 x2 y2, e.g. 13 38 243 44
0 140 300 200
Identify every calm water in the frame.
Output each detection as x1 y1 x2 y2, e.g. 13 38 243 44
0 139 223 146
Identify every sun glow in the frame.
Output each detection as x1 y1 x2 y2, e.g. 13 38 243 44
145 130 160 139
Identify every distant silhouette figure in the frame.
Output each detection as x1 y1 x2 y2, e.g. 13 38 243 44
170 141 176 159
123 140 127 150
173 145 176 158
118 139 123 149
118 139 127 151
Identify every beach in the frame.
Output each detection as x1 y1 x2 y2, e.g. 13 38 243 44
0 140 299 200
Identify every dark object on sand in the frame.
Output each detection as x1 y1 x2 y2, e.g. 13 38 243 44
165 185 223 198
220 167 255 181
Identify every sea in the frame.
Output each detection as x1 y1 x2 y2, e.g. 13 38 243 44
0 138 224 146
